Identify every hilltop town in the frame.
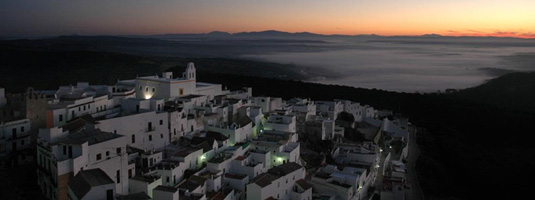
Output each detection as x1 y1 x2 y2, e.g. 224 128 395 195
1 63 415 200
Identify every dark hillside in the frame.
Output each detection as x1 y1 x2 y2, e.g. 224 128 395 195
0 48 163 92
0 44 333 93
454 72 535 112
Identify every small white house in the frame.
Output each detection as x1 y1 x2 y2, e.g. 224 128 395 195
246 162 308 200
68 168 115 200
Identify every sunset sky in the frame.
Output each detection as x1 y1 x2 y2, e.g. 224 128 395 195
1 0 534 38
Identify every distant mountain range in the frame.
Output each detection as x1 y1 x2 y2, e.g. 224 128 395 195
149 30 535 40
2 30 534 41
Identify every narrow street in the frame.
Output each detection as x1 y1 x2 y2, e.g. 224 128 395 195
406 127 424 200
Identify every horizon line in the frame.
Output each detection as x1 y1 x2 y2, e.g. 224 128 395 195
3 30 535 40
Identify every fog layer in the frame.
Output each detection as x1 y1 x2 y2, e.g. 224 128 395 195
242 38 535 92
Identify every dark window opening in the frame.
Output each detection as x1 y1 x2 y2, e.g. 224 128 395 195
107 189 113 200
68 146 73 158
116 170 120 183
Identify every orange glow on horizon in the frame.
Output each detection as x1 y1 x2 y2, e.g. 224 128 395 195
2 0 535 39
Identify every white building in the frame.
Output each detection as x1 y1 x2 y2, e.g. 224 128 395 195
302 118 335 140
129 174 162 198
37 123 131 200
152 160 185 186
223 173 248 199
246 162 310 200
0 116 32 166
153 185 179 200
335 100 363 122
45 82 123 128
332 143 379 165
383 118 409 142
312 162 375 200
237 106 263 138
206 144 249 176
205 117 253 145
252 96 283 113
67 168 116 200
251 130 300 168
96 110 169 152
264 114 296 133
289 98 316 120
135 63 225 100
168 147 204 171
316 101 343 120
381 160 407 200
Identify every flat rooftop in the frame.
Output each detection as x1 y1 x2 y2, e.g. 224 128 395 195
54 129 122 146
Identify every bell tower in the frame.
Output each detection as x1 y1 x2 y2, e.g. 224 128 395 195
183 62 196 80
